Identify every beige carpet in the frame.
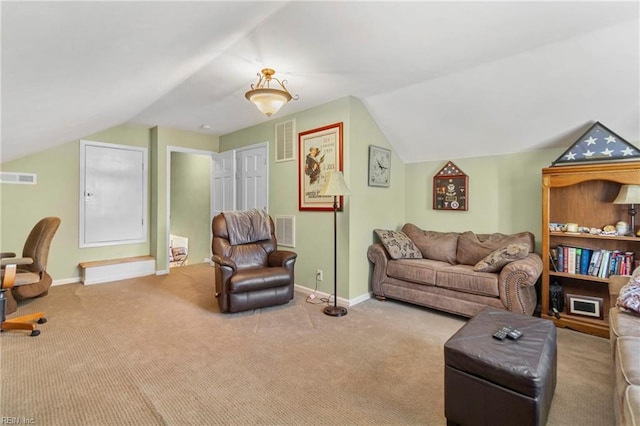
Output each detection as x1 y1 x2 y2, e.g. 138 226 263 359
1 264 613 425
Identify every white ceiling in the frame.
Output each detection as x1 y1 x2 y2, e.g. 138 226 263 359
2 1 639 164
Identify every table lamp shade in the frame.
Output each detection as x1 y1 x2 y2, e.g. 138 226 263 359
319 171 351 197
613 185 640 205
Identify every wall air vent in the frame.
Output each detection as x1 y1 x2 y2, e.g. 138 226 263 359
0 172 37 184
274 215 295 247
275 119 295 162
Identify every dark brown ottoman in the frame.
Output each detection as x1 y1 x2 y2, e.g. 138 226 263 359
444 308 557 426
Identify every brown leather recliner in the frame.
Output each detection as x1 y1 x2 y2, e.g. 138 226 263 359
211 212 297 313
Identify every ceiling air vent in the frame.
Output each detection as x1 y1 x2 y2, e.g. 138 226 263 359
275 215 295 247
0 172 37 184
275 119 295 162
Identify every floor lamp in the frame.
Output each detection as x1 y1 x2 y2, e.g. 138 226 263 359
319 171 351 317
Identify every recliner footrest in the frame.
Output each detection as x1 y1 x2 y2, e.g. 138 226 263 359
230 267 292 293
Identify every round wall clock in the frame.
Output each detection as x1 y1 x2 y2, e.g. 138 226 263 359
368 145 391 187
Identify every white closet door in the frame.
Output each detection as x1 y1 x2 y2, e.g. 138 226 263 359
80 140 147 247
211 150 236 217
237 144 268 211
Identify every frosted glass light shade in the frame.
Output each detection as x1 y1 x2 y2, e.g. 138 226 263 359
245 89 291 117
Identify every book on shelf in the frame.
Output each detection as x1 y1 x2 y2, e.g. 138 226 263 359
548 250 558 272
598 250 611 278
567 247 576 274
580 248 592 275
557 245 564 272
625 252 635 275
588 250 602 276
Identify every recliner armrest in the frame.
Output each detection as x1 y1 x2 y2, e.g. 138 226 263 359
268 250 297 268
211 254 237 273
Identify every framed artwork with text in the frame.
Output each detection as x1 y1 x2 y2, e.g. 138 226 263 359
298 122 344 211
433 161 468 211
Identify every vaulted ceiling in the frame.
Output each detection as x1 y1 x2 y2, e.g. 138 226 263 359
2 1 639 164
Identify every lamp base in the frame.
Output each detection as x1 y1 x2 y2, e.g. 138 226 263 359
323 305 348 317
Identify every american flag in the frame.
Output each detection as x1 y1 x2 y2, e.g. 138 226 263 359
552 122 640 166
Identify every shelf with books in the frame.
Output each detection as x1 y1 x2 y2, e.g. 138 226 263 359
541 162 640 338
550 244 635 278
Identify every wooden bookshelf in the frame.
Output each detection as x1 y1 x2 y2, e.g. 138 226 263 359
541 162 640 338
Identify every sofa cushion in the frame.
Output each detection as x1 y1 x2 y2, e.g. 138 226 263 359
610 307 640 349
615 337 640 423
473 243 530 272
624 385 640 426
435 264 500 297
617 279 640 316
386 258 449 286
374 229 422 260
402 223 458 264
456 231 534 266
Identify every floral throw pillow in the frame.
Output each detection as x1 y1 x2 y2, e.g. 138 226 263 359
374 229 423 260
617 279 640 316
473 243 529 272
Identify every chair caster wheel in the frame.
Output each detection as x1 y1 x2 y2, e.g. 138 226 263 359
37 318 47 324
30 330 40 337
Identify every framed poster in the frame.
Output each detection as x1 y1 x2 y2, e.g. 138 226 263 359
368 145 391 187
298 122 343 211
433 161 468 211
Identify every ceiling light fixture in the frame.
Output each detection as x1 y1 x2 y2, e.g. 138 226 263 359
245 68 297 117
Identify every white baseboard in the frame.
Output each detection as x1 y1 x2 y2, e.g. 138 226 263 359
294 284 371 307
52 277 81 286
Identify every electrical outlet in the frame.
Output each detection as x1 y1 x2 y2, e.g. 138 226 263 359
316 269 323 281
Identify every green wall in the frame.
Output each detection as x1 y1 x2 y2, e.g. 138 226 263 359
0 125 218 281
149 127 218 271
220 97 406 301
170 151 211 266
405 148 566 247
3 100 619 306
221 96 573 303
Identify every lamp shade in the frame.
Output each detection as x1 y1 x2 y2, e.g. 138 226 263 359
319 171 351 196
245 89 291 117
613 185 640 204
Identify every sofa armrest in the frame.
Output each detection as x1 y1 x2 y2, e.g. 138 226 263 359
609 274 631 307
498 253 543 315
367 243 391 297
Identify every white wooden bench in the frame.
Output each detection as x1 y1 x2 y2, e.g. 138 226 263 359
79 255 155 285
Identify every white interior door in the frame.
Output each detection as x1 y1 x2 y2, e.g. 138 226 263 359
237 143 268 211
211 150 236 217
80 140 147 247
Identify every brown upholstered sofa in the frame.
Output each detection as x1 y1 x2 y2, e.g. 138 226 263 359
609 270 640 425
367 224 543 317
